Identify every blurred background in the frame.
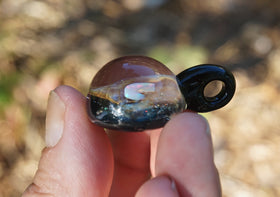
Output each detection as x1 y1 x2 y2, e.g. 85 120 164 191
0 0 280 196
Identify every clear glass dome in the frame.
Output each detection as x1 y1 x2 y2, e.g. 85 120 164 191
87 56 186 131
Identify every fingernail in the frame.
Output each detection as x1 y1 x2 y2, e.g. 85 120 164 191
170 178 178 193
45 90 65 147
199 114 211 136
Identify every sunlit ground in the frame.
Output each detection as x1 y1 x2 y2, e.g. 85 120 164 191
0 0 280 196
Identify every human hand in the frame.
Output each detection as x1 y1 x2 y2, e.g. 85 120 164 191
22 85 221 197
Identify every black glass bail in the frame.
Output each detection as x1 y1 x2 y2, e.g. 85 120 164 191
176 64 236 112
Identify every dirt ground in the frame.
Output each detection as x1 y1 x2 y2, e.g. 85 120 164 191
0 0 280 196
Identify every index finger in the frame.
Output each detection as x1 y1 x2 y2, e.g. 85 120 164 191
154 113 221 196
106 129 151 196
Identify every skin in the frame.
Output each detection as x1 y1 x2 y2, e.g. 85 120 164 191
22 85 221 197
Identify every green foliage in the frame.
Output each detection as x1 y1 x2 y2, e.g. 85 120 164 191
0 72 20 109
148 45 209 72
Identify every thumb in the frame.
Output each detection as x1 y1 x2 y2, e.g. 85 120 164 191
22 85 113 197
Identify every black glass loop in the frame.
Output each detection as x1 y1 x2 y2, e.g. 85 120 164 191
176 64 236 112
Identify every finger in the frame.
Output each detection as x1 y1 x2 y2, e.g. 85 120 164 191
22 85 114 197
155 113 221 197
135 176 179 197
106 130 151 197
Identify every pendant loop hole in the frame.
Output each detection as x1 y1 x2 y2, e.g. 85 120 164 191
203 80 226 102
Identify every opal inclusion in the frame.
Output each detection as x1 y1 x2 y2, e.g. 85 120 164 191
87 56 186 131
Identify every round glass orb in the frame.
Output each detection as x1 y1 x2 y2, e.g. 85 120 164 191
87 56 186 131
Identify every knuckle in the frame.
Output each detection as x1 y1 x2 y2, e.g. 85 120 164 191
22 182 54 197
22 168 67 197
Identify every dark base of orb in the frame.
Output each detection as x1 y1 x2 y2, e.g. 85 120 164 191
87 95 181 131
